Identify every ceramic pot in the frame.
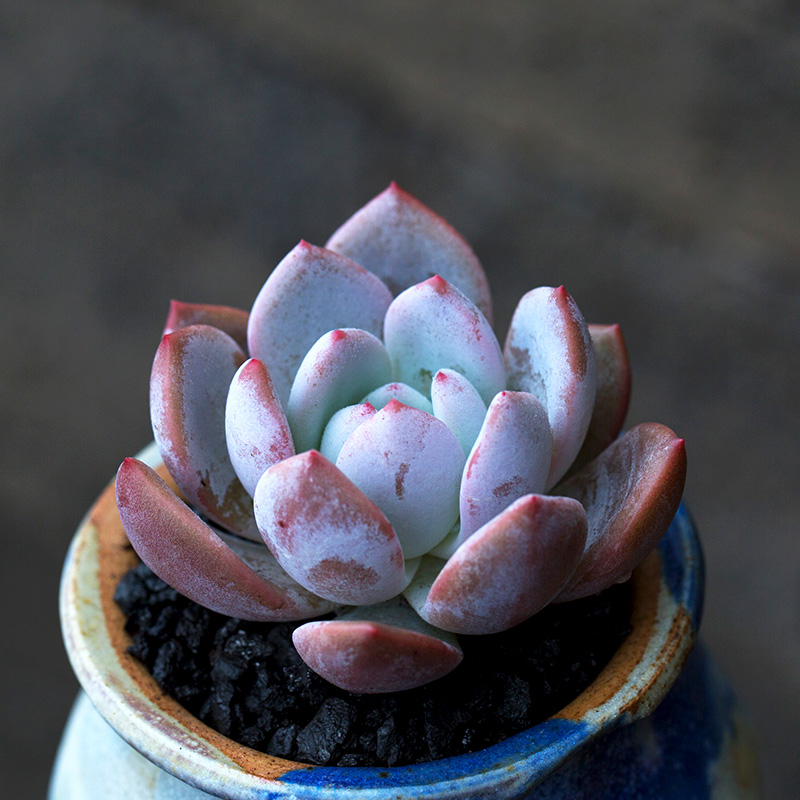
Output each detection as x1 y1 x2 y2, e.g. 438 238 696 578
50 445 760 799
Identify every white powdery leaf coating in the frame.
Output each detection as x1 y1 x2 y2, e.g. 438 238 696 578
458 391 552 544
254 451 406 606
383 276 506 404
217 530 334 616
555 423 687 601
504 286 597 489
430 369 487 455
319 403 377 463
287 328 392 453
225 359 295 497
293 598 461 694
247 242 393 406
115 458 331 621
325 182 493 323
420 494 588 635
149 325 259 540
336 400 466 559
362 382 434 414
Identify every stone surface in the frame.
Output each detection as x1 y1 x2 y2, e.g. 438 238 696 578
2 1 798 798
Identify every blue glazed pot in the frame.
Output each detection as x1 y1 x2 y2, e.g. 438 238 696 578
51 447 760 799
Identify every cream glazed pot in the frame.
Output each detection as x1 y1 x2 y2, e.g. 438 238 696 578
50 444 760 799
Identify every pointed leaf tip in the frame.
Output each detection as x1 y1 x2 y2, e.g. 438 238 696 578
150 324 259 539
504 286 597 488
115 458 329 621
254 451 406 605
556 422 687 601
336 402 466 559
293 616 462 693
326 187 492 321
163 300 249 353
417 494 587 634
247 243 392 406
383 276 504 404
225 358 294 497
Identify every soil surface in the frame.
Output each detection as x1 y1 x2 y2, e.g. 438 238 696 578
115 563 631 767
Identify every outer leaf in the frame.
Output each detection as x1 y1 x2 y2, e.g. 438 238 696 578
430 369 487 456
286 328 392 453
163 300 249 354
115 458 331 621
293 600 462 693
568 324 632 475
504 286 597 489
556 423 687 601
319 402 376 464
412 495 587 635
150 324 258 539
254 451 406 606
326 182 492 322
383 275 505 404
458 391 552 544
362 382 434 414
336 400 466 559
225 358 295 497
247 242 392 405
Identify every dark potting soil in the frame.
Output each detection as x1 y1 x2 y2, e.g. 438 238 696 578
115 563 631 767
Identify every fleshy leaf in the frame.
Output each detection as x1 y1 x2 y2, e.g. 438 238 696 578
150 324 258 539
413 495 587 634
430 369 487 456
326 182 492 322
362 381 434 414
286 328 392 453
247 242 392 405
319 402 376 464
383 276 505 404
336 400 466 559
504 286 597 489
568 324 632 475
225 358 295 497
115 458 331 621
458 391 552 544
293 600 462 693
555 423 687 601
254 451 406 605
163 300 250 354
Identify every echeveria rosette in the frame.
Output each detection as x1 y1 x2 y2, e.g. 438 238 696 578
115 183 687 695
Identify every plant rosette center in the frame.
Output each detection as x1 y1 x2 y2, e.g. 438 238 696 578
115 183 687 694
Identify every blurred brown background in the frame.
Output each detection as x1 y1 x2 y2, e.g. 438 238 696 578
2 2 798 798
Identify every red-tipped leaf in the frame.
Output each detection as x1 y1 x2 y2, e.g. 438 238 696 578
225 358 295 497
247 242 392 405
150 324 258 539
254 451 406 606
504 286 597 489
412 495 587 634
115 458 331 621
458 391 552 543
326 183 492 322
556 423 687 601
163 300 249 353
383 275 505 404
293 602 462 693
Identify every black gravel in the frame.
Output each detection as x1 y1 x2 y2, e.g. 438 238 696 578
115 563 631 767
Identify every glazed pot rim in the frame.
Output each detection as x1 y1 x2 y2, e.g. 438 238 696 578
60 442 703 799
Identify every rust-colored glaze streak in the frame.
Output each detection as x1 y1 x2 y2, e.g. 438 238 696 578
554 549 662 721
92 468 308 778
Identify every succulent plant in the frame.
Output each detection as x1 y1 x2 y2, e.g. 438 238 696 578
115 184 686 695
